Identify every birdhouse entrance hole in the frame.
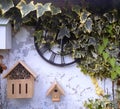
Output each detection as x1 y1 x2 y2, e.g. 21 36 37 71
54 89 58 92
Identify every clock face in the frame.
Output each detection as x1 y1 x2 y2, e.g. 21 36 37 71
34 27 78 67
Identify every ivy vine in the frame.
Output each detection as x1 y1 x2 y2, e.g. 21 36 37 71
1 0 120 80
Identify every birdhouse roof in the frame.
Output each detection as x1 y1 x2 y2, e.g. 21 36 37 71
3 61 36 78
46 81 64 96
0 18 10 25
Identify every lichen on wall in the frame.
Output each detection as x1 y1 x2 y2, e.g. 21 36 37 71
0 27 112 109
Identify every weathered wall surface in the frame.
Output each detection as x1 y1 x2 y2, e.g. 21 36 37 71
0 27 112 109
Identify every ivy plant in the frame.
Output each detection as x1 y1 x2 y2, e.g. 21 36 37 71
0 0 120 81
84 95 116 109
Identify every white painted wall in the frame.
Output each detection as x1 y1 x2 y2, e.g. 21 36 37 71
0 23 11 49
0 27 113 109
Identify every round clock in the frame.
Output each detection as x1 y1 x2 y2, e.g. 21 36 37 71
34 24 78 67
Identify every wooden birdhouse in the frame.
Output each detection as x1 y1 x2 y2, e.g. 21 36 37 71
3 61 36 98
0 18 12 49
47 81 65 102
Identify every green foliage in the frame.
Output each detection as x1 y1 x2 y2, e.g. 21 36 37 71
102 52 109 62
0 0 120 80
98 45 105 55
0 0 61 30
36 3 51 18
34 30 43 43
84 18 93 33
50 5 61 15
0 0 14 14
16 1 35 18
84 95 115 109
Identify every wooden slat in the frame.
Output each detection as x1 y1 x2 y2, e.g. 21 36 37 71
7 79 34 98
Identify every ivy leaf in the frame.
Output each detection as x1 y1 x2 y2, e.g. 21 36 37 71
73 50 86 58
115 65 120 75
57 27 71 40
0 0 14 14
36 3 51 18
84 18 93 33
16 0 35 18
109 57 116 68
106 25 113 36
51 6 61 15
104 12 117 23
88 37 96 46
103 37 108 48
80 10 91 24
92 52 98 59
111 71 117 80
34 30 43 43
98 45 104 55
97 21 103 35
72 5 81 15
115 26 120 35
102 52 109 62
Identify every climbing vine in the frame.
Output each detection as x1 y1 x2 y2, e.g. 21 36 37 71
1 0 120 81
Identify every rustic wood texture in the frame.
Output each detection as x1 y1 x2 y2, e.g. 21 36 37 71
8 63 30 79
47 81 64 96
3 61 36 79
7 77 34 98
51 89 61 102
47 81 64 102
3 61 36 98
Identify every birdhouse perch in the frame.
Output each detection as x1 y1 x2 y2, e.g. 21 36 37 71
47 81 65 102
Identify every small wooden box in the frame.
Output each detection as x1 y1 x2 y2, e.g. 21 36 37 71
47 81 64 102
0 18 11 49
3 61 36 98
